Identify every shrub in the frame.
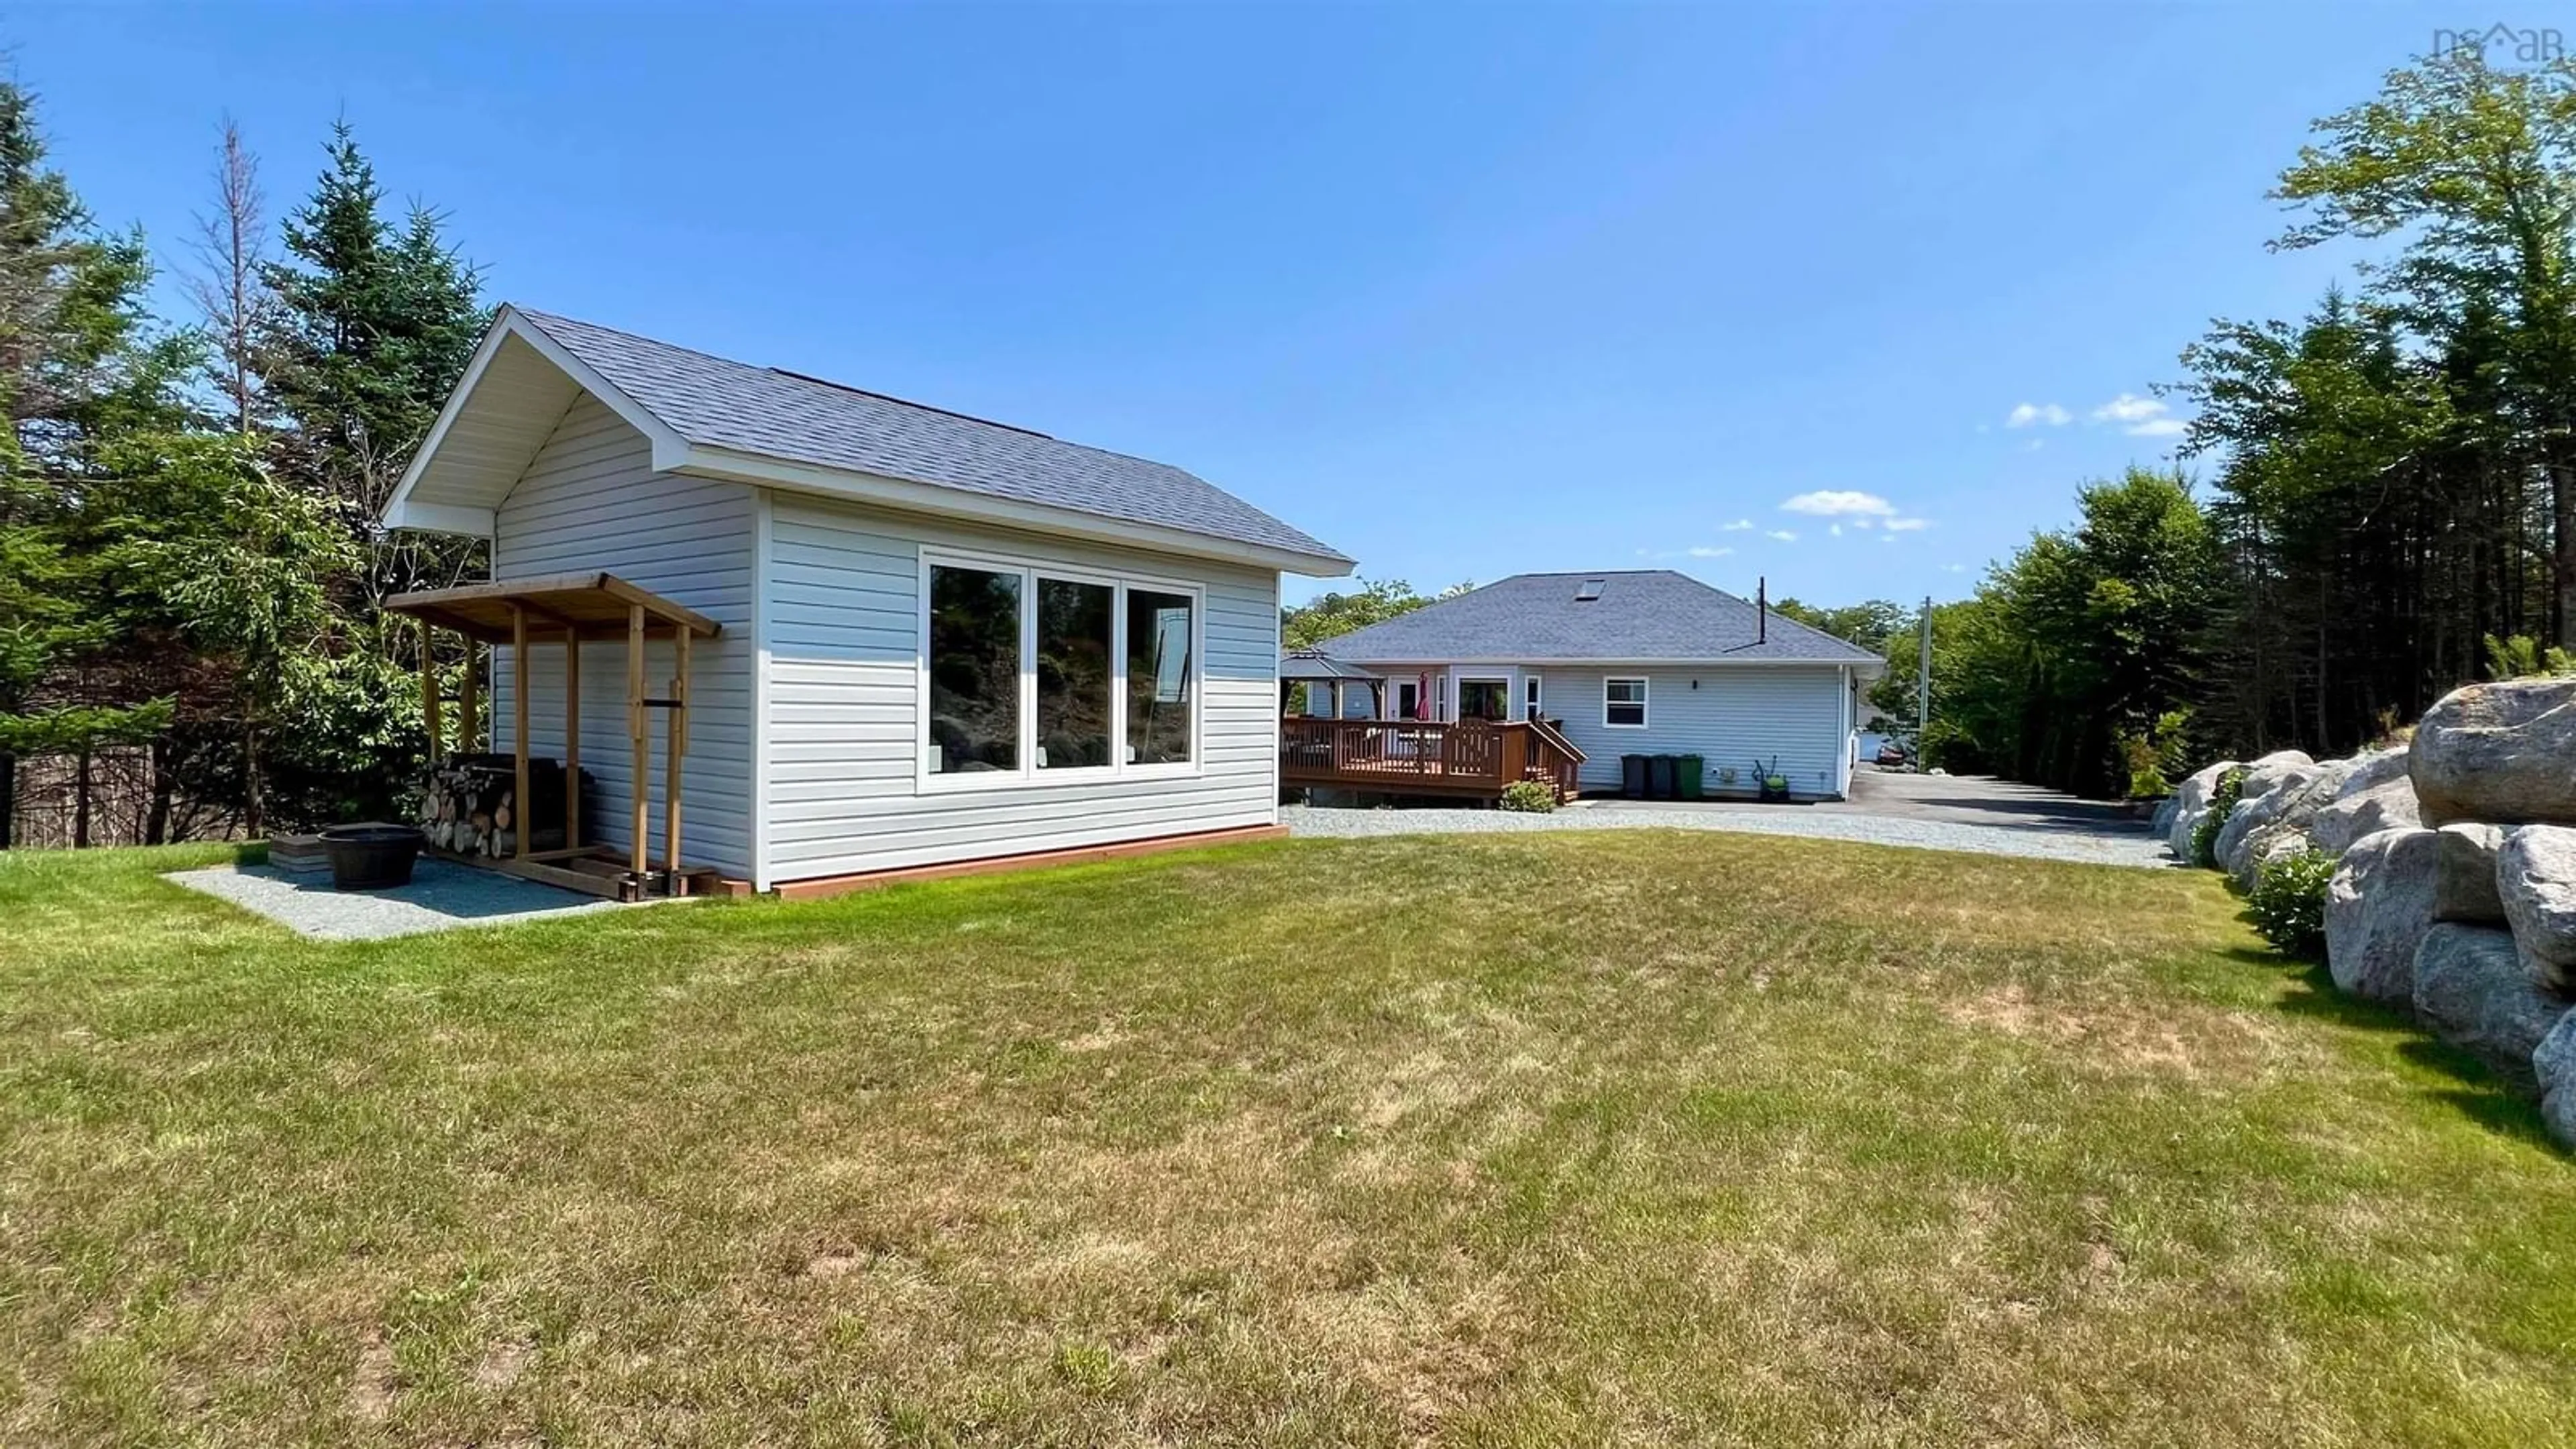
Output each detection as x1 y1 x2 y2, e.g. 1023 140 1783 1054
2190 766 2246 869
1499 780 1558 813
2126 763 2171 801
2248 849 2337 960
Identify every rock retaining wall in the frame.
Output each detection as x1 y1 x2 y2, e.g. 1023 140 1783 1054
2174 677 2576 1148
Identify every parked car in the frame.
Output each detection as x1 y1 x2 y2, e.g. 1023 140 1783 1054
1874 741 1911 767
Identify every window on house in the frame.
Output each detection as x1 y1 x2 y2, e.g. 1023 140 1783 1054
922 554 1200 784
1605 677 1648 728
1035 578 1113 769
1395 680 1420 720
1525 674 1542 719
927 564 1023 773
1458 679 1508 721
1127 588 1194 765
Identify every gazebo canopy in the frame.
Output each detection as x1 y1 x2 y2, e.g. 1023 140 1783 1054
1279 649 1382 683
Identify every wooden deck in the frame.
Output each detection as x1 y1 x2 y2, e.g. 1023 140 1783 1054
1279 717 1586 800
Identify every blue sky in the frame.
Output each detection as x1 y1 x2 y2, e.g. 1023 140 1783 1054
14 3 2458 605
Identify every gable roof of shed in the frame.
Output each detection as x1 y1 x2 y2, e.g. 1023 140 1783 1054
382 306 1353 574
1315 570 1885 667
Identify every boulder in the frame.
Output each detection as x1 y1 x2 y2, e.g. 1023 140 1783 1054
2151 794 2180 840
2410 678 2576 827
2239 749 2318 804
2219 761 2330 887
2537 1012 2576 1151
2309 749 2421 855
2326 827 2440 1006
2432 822 2507 925
2499 826 2576 991
2412 923 2572 1095
2166 759 2241 860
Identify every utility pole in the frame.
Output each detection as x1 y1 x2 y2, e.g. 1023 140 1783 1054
1915 595 1933 757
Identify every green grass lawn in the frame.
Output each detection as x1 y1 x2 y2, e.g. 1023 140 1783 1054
4 833 2573 1446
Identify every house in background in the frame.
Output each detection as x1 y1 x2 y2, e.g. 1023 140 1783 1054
382 305 1351 896
1296 570 1883 800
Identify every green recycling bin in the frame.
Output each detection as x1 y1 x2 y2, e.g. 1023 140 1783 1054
1677 754 1705 800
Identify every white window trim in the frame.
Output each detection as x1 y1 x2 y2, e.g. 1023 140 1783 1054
1524 673 1542 720
916 545 1205 794
1604 676 1649 729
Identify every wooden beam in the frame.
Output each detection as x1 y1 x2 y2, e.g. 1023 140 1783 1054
512 604 531 859
419 616 442 760
458 641 478 753
562 625 581 850
628 604 648 879
663 622 689 896
384 572 722 639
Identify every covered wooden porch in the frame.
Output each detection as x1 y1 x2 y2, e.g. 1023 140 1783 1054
1279 717 1586 801
384 572 723 900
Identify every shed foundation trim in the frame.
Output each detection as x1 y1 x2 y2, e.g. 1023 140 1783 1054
771 824 1287 900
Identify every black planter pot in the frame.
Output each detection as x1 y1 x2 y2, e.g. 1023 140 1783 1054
321 824 426 891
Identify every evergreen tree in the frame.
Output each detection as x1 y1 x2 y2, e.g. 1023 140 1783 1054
0 79 193 846
258 121 486 596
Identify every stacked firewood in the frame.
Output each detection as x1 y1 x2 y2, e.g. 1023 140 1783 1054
417 753 582 858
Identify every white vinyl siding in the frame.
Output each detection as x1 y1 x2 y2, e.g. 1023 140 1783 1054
763 492 1279 881
489 392 757 877
1542 666 1847 797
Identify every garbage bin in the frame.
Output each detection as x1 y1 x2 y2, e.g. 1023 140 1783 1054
1647 754 1676 800
1677 754 1705 800
1621 753 1648 800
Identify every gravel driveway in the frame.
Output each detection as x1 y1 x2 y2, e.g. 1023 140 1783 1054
1283 772 2171 870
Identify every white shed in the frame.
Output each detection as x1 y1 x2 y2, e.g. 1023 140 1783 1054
382 307 1351 894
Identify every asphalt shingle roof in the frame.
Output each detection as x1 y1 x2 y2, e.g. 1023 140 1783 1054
1316 570 1885 665
515 308 1350 565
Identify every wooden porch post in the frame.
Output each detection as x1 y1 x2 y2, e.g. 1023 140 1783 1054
663 623 690 892
419 617 443 759
512 604 531 859
627 604 648 879
562 626 581 850
458 641 479 753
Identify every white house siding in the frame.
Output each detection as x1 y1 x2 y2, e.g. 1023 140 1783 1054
1531 665 1851 798
489 392 757 878
763 492 1281 883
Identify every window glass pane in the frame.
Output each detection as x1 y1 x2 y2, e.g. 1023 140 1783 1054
1036 578 1113 769
928 565 1021 773
1607 678 1646 727
1525 676 1542 717
1126 588 1193 765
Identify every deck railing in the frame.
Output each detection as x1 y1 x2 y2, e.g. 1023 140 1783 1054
1280 717 1585 799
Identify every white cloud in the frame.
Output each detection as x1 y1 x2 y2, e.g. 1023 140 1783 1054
1781 490 1896 519
1686 545 1733 558
1829 523 1844 537
2090 392 2190 437
2007 402 2071 429
1942 563 1968 574
2091 393 2162 423
1766 529 1799 543
1852 515 1877 529
1884 517 1931 532
1722 518 1754 531
1879 533 1898 544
